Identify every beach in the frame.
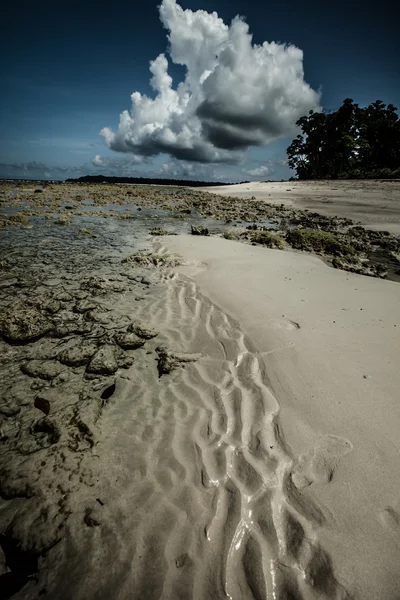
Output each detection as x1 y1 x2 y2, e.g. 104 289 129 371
201 180 400 234
0 180 399 599
161 234 400 599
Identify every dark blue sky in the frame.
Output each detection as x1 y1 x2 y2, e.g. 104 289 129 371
1 0 398 181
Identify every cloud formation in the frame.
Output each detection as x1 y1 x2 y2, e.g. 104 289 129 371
101 0 320 164
159 158 220 181
91 154 143 169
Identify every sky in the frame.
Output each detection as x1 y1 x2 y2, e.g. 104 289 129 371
0 0 398 182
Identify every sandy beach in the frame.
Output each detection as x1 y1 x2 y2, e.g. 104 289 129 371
0 180 400 599
201 180 400 234
161 234 400 599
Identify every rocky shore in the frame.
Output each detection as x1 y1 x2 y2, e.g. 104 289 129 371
1 180 399 281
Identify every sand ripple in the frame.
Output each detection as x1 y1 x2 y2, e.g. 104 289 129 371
50 263 351 600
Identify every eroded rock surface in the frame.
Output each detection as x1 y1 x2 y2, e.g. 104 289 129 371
86 345 119 375
0 305 52 342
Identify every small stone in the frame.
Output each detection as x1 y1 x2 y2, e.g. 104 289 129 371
0 404 21 417
86 345 118 375
84 508 101 527
175 553 189 568
74 299 98 314
43 300 61 314
191 225 209 236
34 396 51 415
114 332 145 350
58 342 98 366
53 291 73 302
128 322 159 339
155 346 201 377
118 355 134 369
21 360 64 380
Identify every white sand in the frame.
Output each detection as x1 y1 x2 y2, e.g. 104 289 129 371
162 234 400 599
200 180 400 233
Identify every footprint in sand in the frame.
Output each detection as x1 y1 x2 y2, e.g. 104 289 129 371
291 434 353 489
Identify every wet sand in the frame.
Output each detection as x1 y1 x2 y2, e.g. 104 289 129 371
1 181 400 599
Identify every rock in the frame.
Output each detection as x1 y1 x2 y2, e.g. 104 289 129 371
43 299 61 315
52 321 92 337
155 346 201 377
0 305 52 342
0 417 21 441
117 355 134 369
150 227 177 236
84 507 101 527
21 360 64 380
8 213 30 226
114 332 145 350
122 252 181 268
191 225 209 236
86 345 118 375
0 404 21 417
53 291 73 302
58 342 98 367
54 215 71 226
34 396 51 415
128 322 159 339
74 299 98 314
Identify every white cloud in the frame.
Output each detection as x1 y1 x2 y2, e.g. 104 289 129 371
91 154 143 169
92 154 103 166
244 166 270 177
101 0 320 164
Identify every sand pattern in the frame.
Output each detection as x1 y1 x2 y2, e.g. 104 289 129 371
0 215 352 599
47 263 351 600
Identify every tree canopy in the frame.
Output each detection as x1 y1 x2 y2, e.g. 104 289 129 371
286 99 400 180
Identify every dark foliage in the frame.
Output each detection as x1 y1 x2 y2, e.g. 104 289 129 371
287 99 400 180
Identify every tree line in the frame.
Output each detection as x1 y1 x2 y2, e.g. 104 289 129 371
287 99 400 180
66 175 231 187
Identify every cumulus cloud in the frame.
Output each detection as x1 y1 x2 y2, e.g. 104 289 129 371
101 0 320 164
92 154 103 167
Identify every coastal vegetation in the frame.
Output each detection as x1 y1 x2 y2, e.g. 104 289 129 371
287 99 400 180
